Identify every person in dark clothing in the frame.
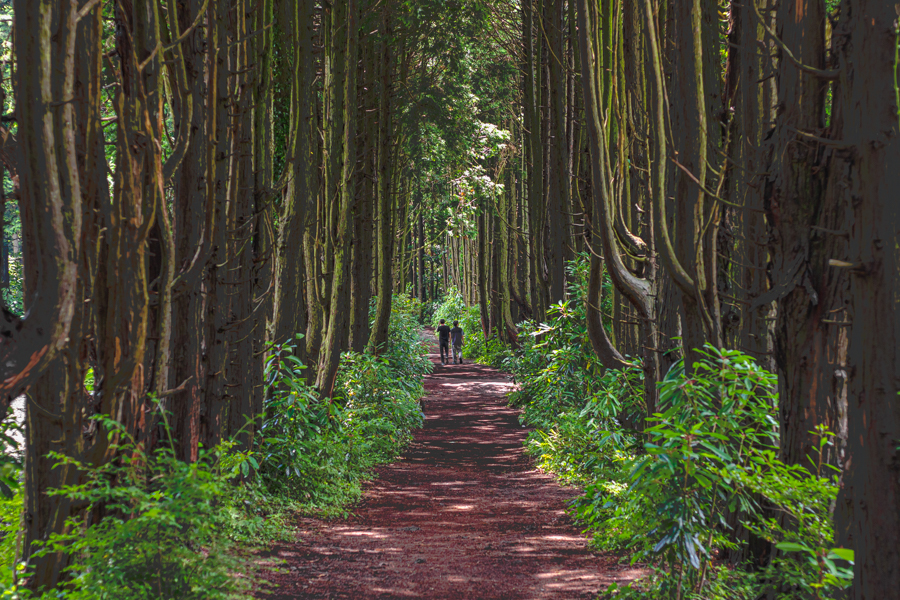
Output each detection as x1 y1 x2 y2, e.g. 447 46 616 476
450 321 464 364
436 319 451 364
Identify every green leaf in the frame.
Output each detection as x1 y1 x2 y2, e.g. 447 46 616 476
827 548 855 563
776 542 812 554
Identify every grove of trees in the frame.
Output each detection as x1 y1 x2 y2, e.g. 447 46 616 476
0 0 897 597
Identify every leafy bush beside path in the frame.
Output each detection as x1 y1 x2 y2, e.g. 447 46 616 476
431 258 853 600
0 294 430 599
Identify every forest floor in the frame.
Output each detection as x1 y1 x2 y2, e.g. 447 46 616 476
256 330 644 599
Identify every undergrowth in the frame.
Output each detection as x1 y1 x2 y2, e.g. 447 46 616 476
259 292 429 511
434 256 854 600
0 293 430 598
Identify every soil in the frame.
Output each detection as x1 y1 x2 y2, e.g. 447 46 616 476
257 331 644 599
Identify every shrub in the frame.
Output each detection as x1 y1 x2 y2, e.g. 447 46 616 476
33 417 260 600
430 286 466 330
257 292 429 509
0 298 430 599
579 348 853 600
493 256 853 600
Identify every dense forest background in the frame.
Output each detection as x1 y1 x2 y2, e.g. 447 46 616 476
0 0 898 598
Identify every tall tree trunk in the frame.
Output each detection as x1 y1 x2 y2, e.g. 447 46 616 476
271 0 316 356
304 80 326 379
203 0 234 448
227 0 260 449
477 207 490 339
18 1 106 588
1 1 89 404
170 0 215 461
523 0 547 321
316 0 359 397
349 24 377 353
499 165 519 345
322 0 349 320
545 0 571 305
734 0 774 372
766 0 847 470
667 0 722 366
369 7 395 354
489 206 502 337
418 202 425 303
835 1 900 595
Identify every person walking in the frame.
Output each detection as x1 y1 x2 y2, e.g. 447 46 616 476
436 319 452 365
450 320 464 364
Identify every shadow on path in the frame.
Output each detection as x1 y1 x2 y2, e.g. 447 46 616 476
257 330 643 599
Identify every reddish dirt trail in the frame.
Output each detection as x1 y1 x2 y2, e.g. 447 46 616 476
258 332 642 599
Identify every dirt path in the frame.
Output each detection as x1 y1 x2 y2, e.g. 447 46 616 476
258 332 642 599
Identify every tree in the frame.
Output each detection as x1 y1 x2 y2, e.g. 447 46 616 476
834 0 900 594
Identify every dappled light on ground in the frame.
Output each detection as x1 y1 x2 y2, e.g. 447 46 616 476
258 332 643 599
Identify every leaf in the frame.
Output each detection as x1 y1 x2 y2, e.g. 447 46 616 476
684 535 702 569
776 542 812 554
827 548 855 563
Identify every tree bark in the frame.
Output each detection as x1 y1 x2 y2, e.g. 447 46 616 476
545 0 570 305
271 0 316 355
369 7 395 354
19 1 106 588
766 0 847 470
170 0 215 461
834 1 900 595
316 0 359 397
2 0 87 407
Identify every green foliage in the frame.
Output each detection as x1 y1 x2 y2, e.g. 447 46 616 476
0 407 23 595
455 306 484 357
472 334 508 367
258 337 351 505
0 293 430 599
338 351 425 465
625 348 780 571
505 278 643 432
491 259 853 600
601 349 852 599
25 416 267 600
0 409 22 500
734 430 852 598
522 343 852 600
2 200 22 315
0 489 22 594
258 292 428 510
431 286 466 330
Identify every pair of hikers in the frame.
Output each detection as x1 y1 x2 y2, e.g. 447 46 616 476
436 319 464 365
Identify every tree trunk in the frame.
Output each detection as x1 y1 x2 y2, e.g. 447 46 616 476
203 0 234 448
835 1 900 595
668 0 722 366
523 0 547 322
766 0 847 470
271 0 316 355
545 0 571 305
1 0 90 406
170 0 215 462
369 7 395 354
316 0 359 397
18 1 106 588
